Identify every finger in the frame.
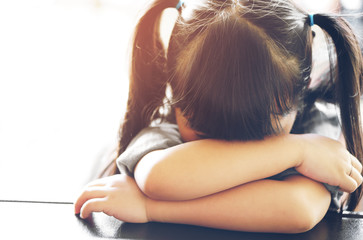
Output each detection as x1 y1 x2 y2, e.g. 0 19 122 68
74 187 108 214
80 198 107 219
339 176 358 193
349 167 363 187
84 178 111 188
85 174 124 188
350 155 363 173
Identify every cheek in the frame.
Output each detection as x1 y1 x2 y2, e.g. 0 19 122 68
270 110 297 134
280 110 297 133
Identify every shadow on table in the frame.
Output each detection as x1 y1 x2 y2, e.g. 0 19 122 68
76 212 355 240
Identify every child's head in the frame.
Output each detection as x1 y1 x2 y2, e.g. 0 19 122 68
168 0 312 141
120 0 363 210
124 0 362 149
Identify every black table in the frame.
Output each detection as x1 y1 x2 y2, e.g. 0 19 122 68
1 200 363 240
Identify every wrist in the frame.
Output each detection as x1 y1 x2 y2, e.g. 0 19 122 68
289 134 308 169
145 197 153 222
144 198 175 224
275 133 304 169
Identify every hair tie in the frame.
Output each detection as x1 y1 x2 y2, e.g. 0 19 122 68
176 1 184 10
309 14 314 26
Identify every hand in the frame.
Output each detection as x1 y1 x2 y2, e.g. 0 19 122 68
74 174 149 223
295 134 363 192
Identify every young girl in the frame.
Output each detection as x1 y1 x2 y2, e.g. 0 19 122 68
75 0 363 233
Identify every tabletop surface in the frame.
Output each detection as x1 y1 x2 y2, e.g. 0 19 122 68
1 200 363 240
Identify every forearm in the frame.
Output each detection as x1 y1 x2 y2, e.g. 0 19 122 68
146 176 331 233
135 134 304 200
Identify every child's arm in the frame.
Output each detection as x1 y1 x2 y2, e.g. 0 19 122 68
74 174 330 233
147 175 330 233
135 134 362 200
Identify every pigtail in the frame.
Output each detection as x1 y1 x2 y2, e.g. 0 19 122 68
313 14 363 211
97 0 178 177
118 0 178 155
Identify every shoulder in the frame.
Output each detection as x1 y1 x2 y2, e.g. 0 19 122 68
116 121 183 176
136 121 182 146
123 121 183 156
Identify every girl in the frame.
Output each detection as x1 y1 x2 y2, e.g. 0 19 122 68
75 0 363 233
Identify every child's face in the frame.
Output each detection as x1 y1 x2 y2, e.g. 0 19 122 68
175 108 297 142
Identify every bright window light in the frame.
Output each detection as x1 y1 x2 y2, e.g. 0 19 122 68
341 0 362 10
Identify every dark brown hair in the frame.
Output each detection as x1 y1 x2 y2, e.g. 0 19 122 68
113 0 363 210
312 13 363 210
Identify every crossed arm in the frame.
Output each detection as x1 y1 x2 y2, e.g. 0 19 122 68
75 174 330 233
74 134 362 233
134 134 360 201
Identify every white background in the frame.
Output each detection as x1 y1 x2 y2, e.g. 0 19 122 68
0 0 149 202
